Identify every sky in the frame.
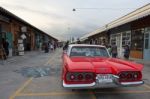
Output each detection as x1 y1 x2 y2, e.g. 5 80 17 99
0 0 149 40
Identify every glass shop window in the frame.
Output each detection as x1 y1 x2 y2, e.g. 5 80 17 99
131 29 144 51
122 31 131 47
144 27 150 49
110 34 116 45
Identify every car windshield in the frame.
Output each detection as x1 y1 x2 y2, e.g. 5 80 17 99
70 46 109 57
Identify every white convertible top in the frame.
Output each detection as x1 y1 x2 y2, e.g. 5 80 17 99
69 44 105 48
67 44 107 56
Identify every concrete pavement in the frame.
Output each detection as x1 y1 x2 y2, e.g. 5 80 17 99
0 49 150 99
130 58 150 66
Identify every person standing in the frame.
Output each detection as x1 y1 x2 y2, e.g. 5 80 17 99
63 41 69 50
111 43 117 58
5 40 9 56
44 42 49 53
54 43 57 50
48 41 51 52
39 42 42 51
2 38 9 56
107 45 112 56
124 45 130 59
50 43 54 52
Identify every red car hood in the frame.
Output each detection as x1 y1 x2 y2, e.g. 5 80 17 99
66 57 143 74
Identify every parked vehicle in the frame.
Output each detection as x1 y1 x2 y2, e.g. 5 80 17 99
62 44 144 89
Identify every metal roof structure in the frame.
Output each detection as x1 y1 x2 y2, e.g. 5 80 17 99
80 26 106 41
80 3 150 41
0 6 58 41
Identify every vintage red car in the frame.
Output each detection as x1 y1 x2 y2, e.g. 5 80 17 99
62 44 144 89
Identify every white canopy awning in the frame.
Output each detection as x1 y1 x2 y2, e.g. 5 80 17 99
81 3 150 40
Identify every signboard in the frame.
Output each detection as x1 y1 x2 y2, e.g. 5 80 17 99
18 39 24 56
21 34 26 39
21 26 27 32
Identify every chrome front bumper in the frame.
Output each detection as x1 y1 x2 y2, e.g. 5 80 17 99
63 74 144 89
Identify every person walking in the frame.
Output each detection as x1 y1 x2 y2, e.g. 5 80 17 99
111 43 117 58
124 45 130 60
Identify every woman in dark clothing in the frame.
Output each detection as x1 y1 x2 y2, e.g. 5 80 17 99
2 38 9 56
63 41 69 50
111 43 117 58
44 42 49 53
124 45 130 59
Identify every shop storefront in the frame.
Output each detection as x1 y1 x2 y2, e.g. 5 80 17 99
110 33 122 57
35 32 40 50
110 31 131 57
88 31 109 45
0 15 13 57
130 29 144 59
0 24 2 47
0 7 58 57
144 27 150 60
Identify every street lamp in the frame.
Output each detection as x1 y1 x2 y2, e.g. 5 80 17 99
72 8 76 11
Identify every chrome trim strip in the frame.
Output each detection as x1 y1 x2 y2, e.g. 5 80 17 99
112 75 119 79
120 81 144 86
63 75 144 89
63 80 95 88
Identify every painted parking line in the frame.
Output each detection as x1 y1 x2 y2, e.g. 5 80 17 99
16 90 150 97
45 53 57 65
17 84 150 97
17 91 90 96
9 54 53 99
89 91 96 99
143 84 150 90
16 84 150 97
17 92 97 99
10 82 150 99
45 54 54 65
45 51 59 66
9 78 33 99
95 90 150 94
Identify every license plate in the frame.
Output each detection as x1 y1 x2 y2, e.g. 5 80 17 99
97 74 113 83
